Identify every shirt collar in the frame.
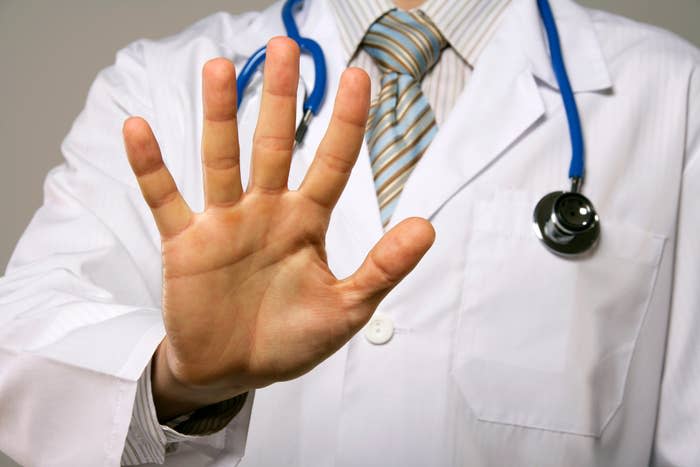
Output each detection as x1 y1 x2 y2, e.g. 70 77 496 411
327 0 512 65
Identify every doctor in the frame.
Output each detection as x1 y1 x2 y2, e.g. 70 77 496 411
0 0 699 465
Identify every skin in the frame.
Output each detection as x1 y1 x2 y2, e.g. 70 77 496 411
122 37 435 422
393 0 427 9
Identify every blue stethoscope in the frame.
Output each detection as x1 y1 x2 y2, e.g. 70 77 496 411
236 0 326 145
237 0 600 257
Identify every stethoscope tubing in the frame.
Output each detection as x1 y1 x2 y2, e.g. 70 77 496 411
236 45 267 110
536 0 585 185
236 0 327 117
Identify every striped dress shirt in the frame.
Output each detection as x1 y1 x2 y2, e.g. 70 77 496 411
121 360 247 464
121 0 509 464
329 0 511 124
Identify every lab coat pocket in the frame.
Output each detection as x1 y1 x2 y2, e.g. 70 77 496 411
451 191 665 437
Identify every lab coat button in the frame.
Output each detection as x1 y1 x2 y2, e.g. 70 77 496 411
364 313 394 345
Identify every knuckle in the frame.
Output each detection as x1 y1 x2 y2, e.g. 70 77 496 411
253 133 294 153
147 189 178 210
369 250 399 285
335 112 367 130
317 149 354 175
133 158 164 177
203 156 240 171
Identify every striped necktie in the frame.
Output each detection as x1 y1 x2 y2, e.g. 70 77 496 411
362 9 446 227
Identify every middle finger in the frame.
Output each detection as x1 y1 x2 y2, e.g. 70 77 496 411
249 37 299 192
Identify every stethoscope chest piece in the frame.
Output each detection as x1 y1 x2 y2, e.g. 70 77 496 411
533 191 600 257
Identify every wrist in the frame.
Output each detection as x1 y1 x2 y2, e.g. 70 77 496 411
151 337 247 422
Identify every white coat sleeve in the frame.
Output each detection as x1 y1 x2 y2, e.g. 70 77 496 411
651 62 700 466
0 39 252 467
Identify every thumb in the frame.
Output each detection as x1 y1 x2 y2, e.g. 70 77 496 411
341 217 435 316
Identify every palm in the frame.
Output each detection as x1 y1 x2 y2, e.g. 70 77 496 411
163 191 357 388
123 38 434 405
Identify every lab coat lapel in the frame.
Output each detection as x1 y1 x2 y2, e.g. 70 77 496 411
519 0 612 93
386 18 544 228
386 0 612 228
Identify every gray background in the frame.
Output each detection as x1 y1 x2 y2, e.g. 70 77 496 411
0 1 698 465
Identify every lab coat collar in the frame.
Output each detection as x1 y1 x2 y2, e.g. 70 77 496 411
514 0 613 92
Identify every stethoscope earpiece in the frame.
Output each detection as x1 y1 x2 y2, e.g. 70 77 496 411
533 190 600 257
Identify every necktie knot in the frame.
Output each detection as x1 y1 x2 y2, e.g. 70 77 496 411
362 9 446 81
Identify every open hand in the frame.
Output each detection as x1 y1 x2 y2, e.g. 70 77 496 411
122 37 435 420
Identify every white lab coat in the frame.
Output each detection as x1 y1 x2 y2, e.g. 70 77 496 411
1 0 699 465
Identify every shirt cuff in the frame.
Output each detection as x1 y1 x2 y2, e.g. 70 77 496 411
120 358 248 465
